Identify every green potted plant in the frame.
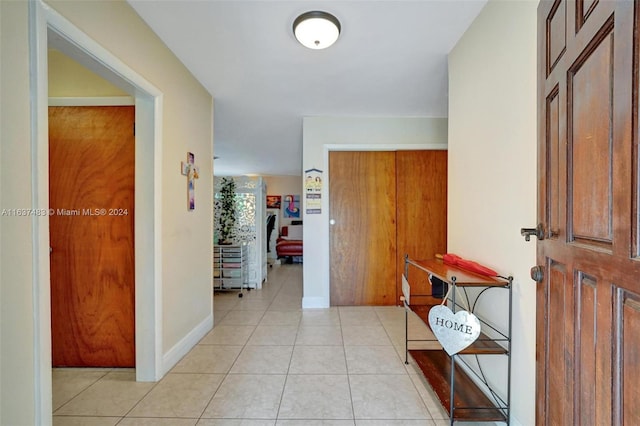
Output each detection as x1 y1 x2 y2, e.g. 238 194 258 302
218 177 236 244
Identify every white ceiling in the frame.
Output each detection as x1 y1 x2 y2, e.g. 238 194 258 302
127 0 487 176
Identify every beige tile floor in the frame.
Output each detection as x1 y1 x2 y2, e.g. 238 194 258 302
52 264 452 426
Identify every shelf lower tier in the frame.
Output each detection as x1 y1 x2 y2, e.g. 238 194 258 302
409 349 506 422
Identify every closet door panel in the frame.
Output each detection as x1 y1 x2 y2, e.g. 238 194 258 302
329 151 397 305
396 150 448 304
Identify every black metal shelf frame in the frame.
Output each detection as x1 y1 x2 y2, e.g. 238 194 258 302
402 256 513 425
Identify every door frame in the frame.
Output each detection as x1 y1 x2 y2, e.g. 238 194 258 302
30 1 164 423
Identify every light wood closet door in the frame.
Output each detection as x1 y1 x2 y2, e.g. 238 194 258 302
396 150 447 304
329 151 397 305
329 150 448 306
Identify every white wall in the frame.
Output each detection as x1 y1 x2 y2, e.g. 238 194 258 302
448 1 537 425
49 49 129 97
302 116 448 308
1 2 36 423
46 0 215 358
0 1 214 423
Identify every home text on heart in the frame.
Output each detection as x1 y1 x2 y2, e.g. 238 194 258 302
433 316 475 335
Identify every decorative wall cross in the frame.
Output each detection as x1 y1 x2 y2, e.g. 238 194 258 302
181 152 199 210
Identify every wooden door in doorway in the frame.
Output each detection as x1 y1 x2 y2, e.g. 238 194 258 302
49 106 135 367
396 150 447 305
537 1 640 424
329 151 397 305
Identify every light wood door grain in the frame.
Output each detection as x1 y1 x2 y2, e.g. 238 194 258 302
396 150 447 304
49 106 135 367
329 151 397 305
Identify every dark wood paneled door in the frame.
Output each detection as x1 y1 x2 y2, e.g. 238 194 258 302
329 151 397 305
49 106 135 367
537 1 640 424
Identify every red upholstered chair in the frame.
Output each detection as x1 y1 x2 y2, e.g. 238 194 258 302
276 225 303 263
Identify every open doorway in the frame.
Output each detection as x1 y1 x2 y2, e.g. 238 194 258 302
48 48 137 368
31 3 163 422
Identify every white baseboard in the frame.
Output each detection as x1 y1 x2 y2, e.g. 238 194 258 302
511 414 526 426
302 296 329 309
161 313 213 375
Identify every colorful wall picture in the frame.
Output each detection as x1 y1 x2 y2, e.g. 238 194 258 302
266 195 282 209
181 152 199 210
283 194 300 218
305 168 323 193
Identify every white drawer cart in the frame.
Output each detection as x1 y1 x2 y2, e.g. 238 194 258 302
213 244 248 297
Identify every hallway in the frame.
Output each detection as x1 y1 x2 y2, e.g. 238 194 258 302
52 264 450 425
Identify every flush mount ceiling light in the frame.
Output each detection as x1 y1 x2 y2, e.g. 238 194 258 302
293 11 341 50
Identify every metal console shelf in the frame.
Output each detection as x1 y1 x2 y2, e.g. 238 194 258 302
214 244 249 297
402 256 512 425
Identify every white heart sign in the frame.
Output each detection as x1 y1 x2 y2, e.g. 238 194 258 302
428 305 481 355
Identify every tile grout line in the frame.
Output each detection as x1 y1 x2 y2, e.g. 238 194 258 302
187 276 276 422
51 369 111 415
137 270 283 422
267 264 302 422
375 307 439 423
339 307 359 423
200 265 296 422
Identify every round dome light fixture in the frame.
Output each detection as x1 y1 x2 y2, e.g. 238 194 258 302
293 11 341 50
